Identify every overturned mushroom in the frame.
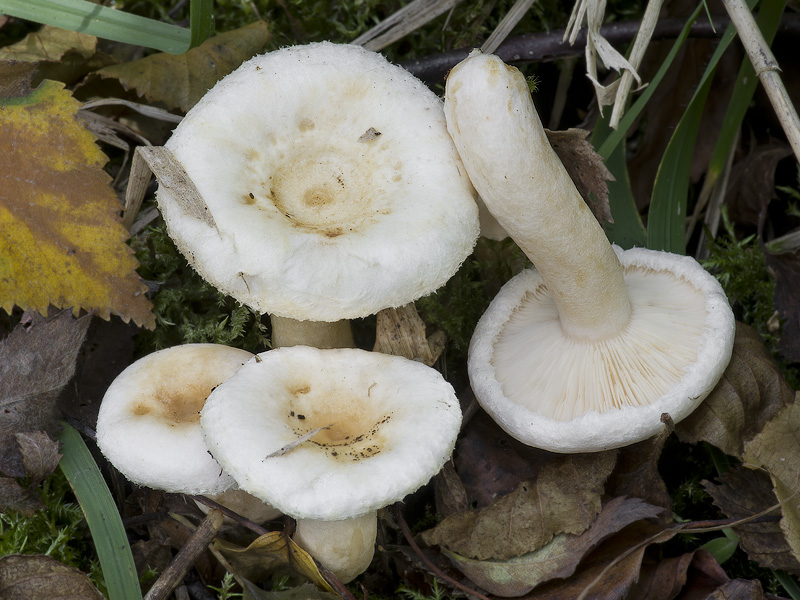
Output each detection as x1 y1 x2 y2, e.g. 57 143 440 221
445 51 735 453
156 42 479 348
200 346 462 582
95 344 280 523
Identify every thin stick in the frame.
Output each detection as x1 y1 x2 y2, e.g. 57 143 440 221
190 494 269 536
393 505 491 600
722 0 800 163
143 509 225 600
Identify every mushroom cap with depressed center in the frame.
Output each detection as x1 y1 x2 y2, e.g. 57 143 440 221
158 41 479 322
200 346 462 520
96 344 253 495
468 247 735 453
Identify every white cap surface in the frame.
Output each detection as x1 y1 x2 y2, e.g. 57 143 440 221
469 247 735 453
158 42 479 321
201 346 462 520
96 344 253 495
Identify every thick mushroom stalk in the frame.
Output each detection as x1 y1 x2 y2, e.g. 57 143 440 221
445 51 630 341
294 513 377 583
200 346 462 582
445 52 735 452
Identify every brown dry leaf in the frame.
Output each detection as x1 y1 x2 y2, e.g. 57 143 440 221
421 451 616 560
605 425 672 520
373 303 443 366
434 459 469 519
521 520 677 600
675 322 794 458
764 250 800 363
214 530 334 592
547 128 613 225
0 310 90 478
703 464 800 575
705 578 765 600
0 476 43 514
743 397 800 497
725 143 793 227
0 78 154 328
92 21 271 112
0 25 110 85
16 431 61 485
442 497 662 597
0 554 103 600
630 548 730 600
454 410 561 509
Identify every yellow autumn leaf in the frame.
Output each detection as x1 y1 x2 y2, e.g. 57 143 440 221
0 79 154 328
215 530 335 593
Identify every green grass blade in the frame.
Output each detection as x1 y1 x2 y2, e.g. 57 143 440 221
592 116 646 248
58 423 142 600
646 0 758 253
0 0 214 54
775 570 800 600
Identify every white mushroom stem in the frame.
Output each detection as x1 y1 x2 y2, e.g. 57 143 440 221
444 51 631 341
293 512 377 584
270 316 354 349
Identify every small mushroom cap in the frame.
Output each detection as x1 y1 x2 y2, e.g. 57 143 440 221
95 344 253 495
201 346 462 520
469 247 735 453
159 41 479 322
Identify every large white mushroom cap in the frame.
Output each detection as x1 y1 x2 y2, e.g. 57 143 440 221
158 42 479 322
469 247 735 453
200 346 462 520
95 344 252 495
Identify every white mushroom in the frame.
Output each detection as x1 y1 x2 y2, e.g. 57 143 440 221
95 344 280 522
200 346 462 582
444 51 735 453
157 42 479 348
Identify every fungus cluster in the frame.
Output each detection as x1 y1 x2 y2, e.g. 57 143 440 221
444 51 735 453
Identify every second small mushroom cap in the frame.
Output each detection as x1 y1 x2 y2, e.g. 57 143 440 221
200 346 462 520
158 42 479 322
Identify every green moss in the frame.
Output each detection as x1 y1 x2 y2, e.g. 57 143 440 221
132 222 269 355
0 469 105 594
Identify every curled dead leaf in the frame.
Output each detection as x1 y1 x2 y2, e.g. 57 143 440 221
675 322 794 458
421 451 616 560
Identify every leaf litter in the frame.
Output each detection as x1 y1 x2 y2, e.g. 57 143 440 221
2 4 800 599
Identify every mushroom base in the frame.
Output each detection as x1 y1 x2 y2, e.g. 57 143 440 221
294 512 377 583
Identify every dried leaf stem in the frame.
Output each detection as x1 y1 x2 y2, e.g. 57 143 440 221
722 0 800 163
394 504 491 600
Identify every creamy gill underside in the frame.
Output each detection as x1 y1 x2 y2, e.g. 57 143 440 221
491 265 707 421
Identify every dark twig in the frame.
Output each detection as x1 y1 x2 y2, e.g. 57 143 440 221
144 509 225 600
393 504 491 600
402 14 800 83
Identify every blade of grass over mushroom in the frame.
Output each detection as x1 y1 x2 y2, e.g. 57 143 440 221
0 0 214 54
591 115 645 249
688 0 787 243
594 3 705 160
646 6 753 254
58 423 142 600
